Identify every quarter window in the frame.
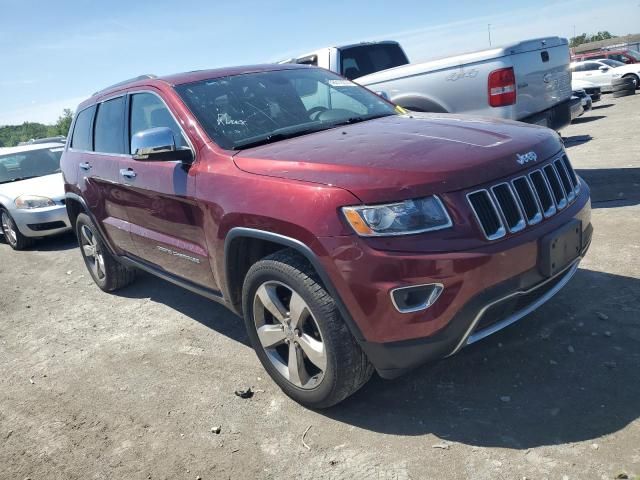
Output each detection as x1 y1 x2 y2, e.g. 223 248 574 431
129 93 187 151
94 97 126 154
70 106 95 151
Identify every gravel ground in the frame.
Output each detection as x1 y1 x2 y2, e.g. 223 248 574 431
1 93 639 480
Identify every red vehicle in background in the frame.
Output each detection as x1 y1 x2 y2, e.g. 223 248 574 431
61 65 592 408
572 48 640 64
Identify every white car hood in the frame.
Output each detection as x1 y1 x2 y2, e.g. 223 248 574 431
0 172 65 202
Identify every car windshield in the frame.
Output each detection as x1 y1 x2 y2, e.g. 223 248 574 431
0 146 63 184
626 49 640 61
601 59 625 68
174 68 397 150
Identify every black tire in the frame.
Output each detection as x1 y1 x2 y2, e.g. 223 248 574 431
611 77 634 88
622 74 639 90
242 249 373 408
0 209 35 250
76 213 136 292
612 88 636 98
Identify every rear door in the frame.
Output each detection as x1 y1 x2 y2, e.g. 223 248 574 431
69 99 136 254
116 90 215 288
511 38 572 120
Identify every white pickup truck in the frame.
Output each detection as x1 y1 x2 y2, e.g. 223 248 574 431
282 38 580 130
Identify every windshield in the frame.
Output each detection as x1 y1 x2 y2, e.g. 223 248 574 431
175 68 397 150
0 146 63 184
601 59 625 68
626 49 640 61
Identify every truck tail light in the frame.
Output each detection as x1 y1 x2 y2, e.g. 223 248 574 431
488 67 516 107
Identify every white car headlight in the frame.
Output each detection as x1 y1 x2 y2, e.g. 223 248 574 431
15 195 56 209
342 196 452 237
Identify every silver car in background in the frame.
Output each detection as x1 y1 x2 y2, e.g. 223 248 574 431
0 143 71 250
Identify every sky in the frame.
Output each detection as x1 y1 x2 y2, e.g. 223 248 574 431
1 0 638 126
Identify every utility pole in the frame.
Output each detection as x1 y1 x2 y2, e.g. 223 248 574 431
488 24 492 46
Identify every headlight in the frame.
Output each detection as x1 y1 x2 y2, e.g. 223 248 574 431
342 196 452 237
15 195 56 209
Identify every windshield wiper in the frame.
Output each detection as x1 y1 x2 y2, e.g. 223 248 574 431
1 175 39 183
330 113 394 127
233 125 330 150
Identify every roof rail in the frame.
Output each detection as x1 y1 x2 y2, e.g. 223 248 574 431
92 74 157 96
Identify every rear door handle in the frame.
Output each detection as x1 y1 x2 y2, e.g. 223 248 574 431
79 162 92 170
120 168 137 179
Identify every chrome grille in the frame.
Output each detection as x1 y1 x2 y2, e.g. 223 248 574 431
467 155 580 240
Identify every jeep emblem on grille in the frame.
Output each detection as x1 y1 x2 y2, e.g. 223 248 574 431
516 151 537 165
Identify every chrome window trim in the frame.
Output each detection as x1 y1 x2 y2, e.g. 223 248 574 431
390 283 444 314
511 175 543 225
67 89 197 164
448 258 581 356
528 169 557 218
466 189 507 241
490 182 526 233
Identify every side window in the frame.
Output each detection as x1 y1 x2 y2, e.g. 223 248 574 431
129 93 187 151
70 106 95 151
572 64 583 72
94 97 126 154
609 54 624 62
583 62 601 71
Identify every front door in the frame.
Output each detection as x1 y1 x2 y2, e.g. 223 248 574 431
117 91 215 289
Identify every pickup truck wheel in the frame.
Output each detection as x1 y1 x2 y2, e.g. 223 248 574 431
242 249 373 408
76 213 136 292
1 209 34 250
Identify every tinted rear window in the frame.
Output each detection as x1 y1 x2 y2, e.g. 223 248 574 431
339 44 409 79
70 106 95 151
94 97 126 154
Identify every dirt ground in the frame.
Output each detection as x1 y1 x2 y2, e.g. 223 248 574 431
1 93 639 480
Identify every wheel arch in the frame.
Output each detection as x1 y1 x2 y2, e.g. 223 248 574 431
223 227 365 342
391 94 449 113
64 193 117 256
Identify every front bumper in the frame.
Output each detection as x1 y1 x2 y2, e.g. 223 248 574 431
11 204 71 238
317 183 592 378
521 96 582 131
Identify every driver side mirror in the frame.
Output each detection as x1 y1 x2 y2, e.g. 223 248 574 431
598 66 609 72
131 127 193 164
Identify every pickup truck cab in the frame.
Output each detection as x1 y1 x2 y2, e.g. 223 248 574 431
62 65 591 408
284 38 578 130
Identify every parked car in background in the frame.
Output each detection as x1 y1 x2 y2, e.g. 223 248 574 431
593 59 640 89
572 89 592 114
62 65 592 408
283 37 579 130
0 142 71 250
571 79 602 103
18 136 67 146
572 48 640 64
570 60 623 91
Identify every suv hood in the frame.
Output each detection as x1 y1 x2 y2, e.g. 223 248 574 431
0 173 65 201
233 114 563 203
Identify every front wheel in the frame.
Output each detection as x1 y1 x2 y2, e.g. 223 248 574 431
623 74 639 90
242 249 373 408
1 209 34 250
76 213 136 292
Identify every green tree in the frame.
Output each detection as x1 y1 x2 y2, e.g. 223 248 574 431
52 109 73 137
570 31 616 48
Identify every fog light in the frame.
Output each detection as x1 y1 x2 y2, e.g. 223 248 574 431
390 283 444 313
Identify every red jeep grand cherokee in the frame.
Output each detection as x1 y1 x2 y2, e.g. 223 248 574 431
61 65 592 408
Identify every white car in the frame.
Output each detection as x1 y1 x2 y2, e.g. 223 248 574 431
595 59 640 89
0 142 71 250
570 60 626 90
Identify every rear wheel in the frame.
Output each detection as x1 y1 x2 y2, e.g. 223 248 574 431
1 209 34 250
76 213 136 292
242 249 373 408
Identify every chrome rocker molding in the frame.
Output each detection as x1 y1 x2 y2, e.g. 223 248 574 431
448 258 581 355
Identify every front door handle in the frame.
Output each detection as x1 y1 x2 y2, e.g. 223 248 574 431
120 168 137 179
79 162 92 170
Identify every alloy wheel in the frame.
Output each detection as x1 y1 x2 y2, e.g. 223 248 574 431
253 281 327 389
1 212 17 246
80 225 106 280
